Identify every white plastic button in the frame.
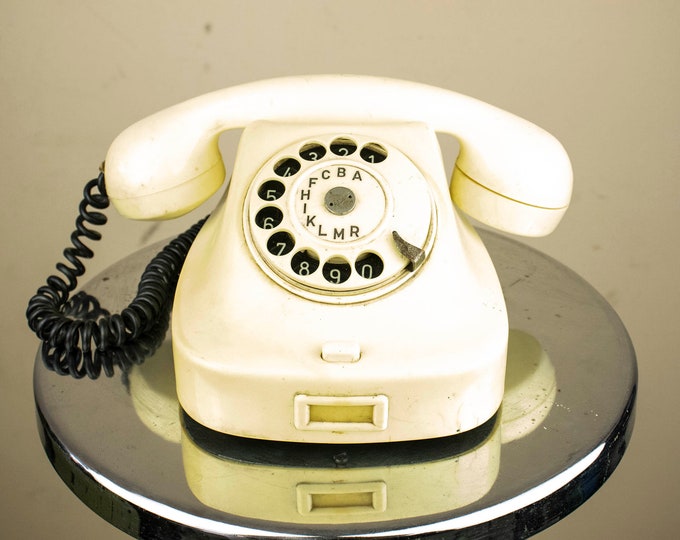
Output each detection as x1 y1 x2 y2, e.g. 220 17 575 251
321 341 361 363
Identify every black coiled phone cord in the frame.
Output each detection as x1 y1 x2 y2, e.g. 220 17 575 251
26 171 207 379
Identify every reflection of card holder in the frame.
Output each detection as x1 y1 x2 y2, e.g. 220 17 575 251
296 481 387 517
127 328 556 526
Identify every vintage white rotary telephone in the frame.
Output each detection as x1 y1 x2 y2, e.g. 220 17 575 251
103 75 572 443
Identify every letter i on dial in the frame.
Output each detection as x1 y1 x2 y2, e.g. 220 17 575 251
245 134 435 302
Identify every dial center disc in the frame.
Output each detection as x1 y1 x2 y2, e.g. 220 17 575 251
324 186 356 215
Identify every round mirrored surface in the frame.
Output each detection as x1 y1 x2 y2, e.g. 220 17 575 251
34 229 636 539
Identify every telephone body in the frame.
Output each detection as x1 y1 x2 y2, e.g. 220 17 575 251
105 76 572 443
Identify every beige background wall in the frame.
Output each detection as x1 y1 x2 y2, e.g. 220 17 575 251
2 1 678 538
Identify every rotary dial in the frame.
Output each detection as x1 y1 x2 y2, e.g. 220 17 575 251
244 134 435 302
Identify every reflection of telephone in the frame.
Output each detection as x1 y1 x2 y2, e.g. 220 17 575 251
34 76 572 443
181 413 501 526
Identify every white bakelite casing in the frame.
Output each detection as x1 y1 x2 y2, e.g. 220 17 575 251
172 122 508 443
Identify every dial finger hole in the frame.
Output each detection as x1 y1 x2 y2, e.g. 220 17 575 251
255 206 283 230
274 157 301 177
266 231 295 256
360 143 388 163
291 249 320 276
355 252 384 280
258 180 286 201
299 143 327 161
322 257 352 284
330 137 357 157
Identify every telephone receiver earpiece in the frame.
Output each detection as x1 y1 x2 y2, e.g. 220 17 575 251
105 75 572 236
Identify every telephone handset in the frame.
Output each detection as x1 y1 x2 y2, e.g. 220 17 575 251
32 76 572 443
106 76 571 234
